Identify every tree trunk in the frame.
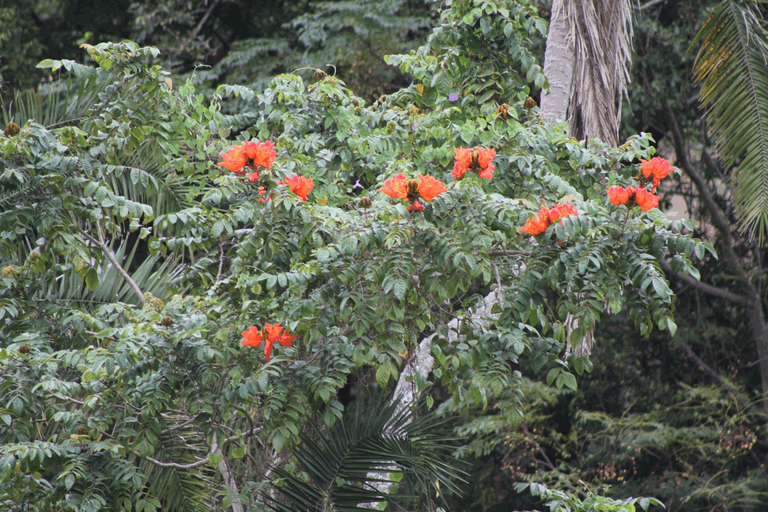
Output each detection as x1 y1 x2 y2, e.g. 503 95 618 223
540 0 573 125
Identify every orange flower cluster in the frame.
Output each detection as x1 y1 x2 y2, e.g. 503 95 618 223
518 204 577 235
606 186 659 211
640 157 673 193
218 140 277 182
453 147 496 180
278 176 314 201
379 174 447 213
241 322 296 362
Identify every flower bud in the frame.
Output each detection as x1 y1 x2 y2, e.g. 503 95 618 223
523 97 537 109
3 122 20 137
359 197 372 208
18 345 31 354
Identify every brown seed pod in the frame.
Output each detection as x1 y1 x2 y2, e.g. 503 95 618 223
406 179 421 203
3 122 20 137
312 69 327 80
359 197 372 208
161 317 173 327
495 103 510 120
77 426 88 436
18 345 31 355
523 97 537 109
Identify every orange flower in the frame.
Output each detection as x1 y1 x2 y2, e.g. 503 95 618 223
407 200 424 213
242 322 295 362
246 140 277 170
519 204 577 236
606 186 659 211
280 176 314 201
518 208 550 235
453 148 473 179
641 157 673 181
379 173 409 200
606 186 633 205
218 146 248 175
218 140 276 178
417 174 447 201
241 326 263 348
452 147 496 180
634 187 659 211
475 148 496 179
547 204 577 223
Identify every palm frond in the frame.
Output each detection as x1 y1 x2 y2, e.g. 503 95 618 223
565 0 633 146
267 402 464 512
692 0 768 241
1 77 104 129
107 148 193 219
140 423 216 512
43 238 184 309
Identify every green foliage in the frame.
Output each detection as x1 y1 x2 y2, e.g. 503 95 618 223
692 0 768 241
515 482 664 512
269 401 463 512
0 2 714 510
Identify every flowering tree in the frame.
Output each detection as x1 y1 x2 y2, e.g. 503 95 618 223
0 2 711 511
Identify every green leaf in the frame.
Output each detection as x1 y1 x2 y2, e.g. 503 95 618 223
376 363 391 388
84 268 100 291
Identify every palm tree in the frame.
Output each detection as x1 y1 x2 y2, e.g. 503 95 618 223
691 0 768 242
540 0 633 147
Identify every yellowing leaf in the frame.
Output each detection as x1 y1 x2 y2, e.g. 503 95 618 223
416 84 424 96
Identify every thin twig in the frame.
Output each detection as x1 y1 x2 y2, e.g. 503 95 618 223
133 451 209 469
489 250 532 257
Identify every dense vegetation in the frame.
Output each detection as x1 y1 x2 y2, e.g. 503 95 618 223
1 1 767 511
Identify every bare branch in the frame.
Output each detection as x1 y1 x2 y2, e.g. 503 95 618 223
133 451 209 470
659 259 748 305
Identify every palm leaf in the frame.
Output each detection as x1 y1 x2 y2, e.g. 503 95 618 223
1 77 104 129
267 402 464 512
692 0 768 241
43 238 184 309
140 423 216 512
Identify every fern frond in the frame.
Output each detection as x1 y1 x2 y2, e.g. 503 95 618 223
692 0 768 241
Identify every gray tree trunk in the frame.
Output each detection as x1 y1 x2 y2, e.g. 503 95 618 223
540 0 573 125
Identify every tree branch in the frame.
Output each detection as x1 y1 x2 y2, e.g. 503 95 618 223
80 224 145 305
664 103 744 278
659 259 748 305
133 452 209 470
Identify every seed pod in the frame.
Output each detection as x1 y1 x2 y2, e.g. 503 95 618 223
77 426 88 436
523 97 537 109
161 317 173 326
3 122 20 137
18 345 31 355
313 69 327 80
359 197 372 208
406 179 421 203
495 103 510 120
